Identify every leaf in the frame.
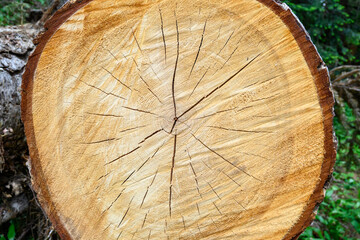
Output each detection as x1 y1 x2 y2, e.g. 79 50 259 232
7 222 15 240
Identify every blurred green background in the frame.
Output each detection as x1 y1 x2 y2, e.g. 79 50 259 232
0 0 359 239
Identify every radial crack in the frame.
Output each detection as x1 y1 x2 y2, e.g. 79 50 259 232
139 75 163 104
102 188 125 214
208 182 221 200
169 134 177 217
208 125 272 134
80 80 126 100
102 67 132 91
105 146 141 165
191 133 261 181
138 129 163 144
82 138 120 145
217 30 234 55
233 198 247 210
221 46 238 69
178 54 261 119
172 11 180 120
122 170 135 185
140 169 158 208
118 198 133 227
132 29 143 53
142 210 150 228
159 8 167 62
123 106 159 116
188 66 210 99
189 19 207 78
86 112 123 118
213 202 222 215
100 44 118 61
188 150 202 198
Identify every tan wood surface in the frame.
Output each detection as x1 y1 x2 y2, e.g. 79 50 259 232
21 0 336 239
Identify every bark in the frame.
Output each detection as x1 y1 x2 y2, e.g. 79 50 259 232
0 25 41 134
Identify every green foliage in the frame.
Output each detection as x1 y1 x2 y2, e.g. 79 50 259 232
283 0 360 66
0 0 49 26
0 221 16 240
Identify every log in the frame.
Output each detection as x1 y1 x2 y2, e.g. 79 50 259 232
21 0 336 239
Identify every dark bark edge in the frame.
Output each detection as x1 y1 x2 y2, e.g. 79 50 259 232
257 1 336 239
21 1 92 239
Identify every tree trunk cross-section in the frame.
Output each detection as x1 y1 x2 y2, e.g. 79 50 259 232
21 0 336 239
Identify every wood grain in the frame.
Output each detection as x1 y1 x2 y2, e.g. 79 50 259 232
21 0 336 239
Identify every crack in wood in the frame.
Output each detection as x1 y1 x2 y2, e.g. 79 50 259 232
122 106 159 116
188 66 210 99
207 125 272 134
213 202 222 215
200 159 243 189
159 8 167 63
100 44 119 61
188 152 203 199
138 129 163 144
97 171 113 181
116 231 122 240
122 170 135 185
132 29 143 53
147 87 163 104
105 146 141 165
221 46 238 69
207 182 221 200
140 169 158 208
197 224 203 236
221 170 242 187
142 210 149 228
118 197 134 227
177 54 260 120
138 75 163 104
102 188 126 214
211 217 220 230
86 112 123 118
191 133 262 181
217 30 234 55
233 198 247 210
169 134 177 217
80 80 126 100
82 138 120 145
102 67 132 91
170 11 180 134
196 202 201 215
138 140 167 173
189 19 207 78
103 223 112 233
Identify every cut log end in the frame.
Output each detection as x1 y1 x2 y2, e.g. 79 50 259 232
21 0 336 239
